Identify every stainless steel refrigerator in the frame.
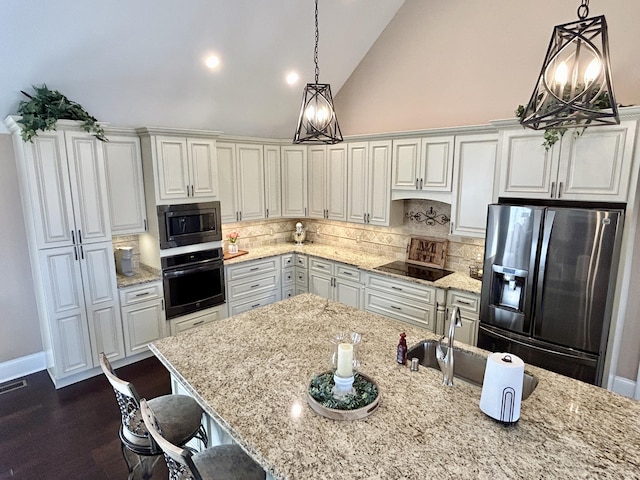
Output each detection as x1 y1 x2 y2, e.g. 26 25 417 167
478 203 624 385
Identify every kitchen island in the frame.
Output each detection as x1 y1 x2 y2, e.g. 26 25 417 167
150 294 640 479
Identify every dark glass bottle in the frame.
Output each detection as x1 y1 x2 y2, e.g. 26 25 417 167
397 332 407 365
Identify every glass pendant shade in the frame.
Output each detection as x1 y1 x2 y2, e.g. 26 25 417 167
520 14 619 130
294 83 342 144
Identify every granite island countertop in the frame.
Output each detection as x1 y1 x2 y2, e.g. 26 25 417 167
151 294 640 479
223 243 482 295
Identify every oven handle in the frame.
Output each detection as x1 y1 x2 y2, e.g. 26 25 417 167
163 262 222 278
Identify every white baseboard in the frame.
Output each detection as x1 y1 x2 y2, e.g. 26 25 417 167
0 351 46 384
611 375 637 399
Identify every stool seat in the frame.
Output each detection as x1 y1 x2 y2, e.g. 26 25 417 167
193 444 266 480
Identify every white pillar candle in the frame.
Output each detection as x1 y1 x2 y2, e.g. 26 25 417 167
336 343 353 377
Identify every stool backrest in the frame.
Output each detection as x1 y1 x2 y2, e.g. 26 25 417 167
99 352 147 441
140 398 202 480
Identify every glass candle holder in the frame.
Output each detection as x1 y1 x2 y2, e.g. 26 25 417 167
330 331 361 377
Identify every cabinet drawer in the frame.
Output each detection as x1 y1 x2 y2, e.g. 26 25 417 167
227 273 279 301
366 274 435 305
282 287 295 299
170 308 223 336
282 254 295 267
120 282 163 306
282 267 295 287
310 258 333 274
336 263 360 282
229 292 279 316
226 257 280 282
296 254 308 269
296 269 308 287
365 290 435 332
447 290 480 315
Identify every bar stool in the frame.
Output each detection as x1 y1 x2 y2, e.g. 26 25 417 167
99 353 208 480
140 398 266 480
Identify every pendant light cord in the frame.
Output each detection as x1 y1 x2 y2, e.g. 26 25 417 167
577 0 589 19
314 0 320 84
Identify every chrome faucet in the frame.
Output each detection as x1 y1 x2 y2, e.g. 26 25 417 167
435 306 462 386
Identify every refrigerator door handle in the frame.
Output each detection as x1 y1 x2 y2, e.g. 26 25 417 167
534 210 555 336
550 181 556 198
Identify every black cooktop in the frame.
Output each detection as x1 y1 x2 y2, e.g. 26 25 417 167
374 261 454 282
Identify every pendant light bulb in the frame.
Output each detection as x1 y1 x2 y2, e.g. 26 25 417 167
554 61 568 86
584 58 601 84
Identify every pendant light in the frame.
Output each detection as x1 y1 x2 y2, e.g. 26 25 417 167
293 0 343 144
520 0 619 130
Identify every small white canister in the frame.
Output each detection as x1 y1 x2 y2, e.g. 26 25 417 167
479 352 524 423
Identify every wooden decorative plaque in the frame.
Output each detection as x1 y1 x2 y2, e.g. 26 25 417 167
406 236 448 269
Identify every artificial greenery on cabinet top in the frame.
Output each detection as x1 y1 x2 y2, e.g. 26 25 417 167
17 84 107 142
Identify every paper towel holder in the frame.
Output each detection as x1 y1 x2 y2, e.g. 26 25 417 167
479 352 524 424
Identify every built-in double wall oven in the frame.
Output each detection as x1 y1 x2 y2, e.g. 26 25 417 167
157 201 226 319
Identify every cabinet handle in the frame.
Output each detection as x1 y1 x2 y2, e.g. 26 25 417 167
550 181 556 198
416 178 419 190
390 305 402 311
193 320 205 326
191 185 194 197
135 292 150 297
317 264 326 269
239 211 242 221
250 284 260 288
236 212 239 221
251 303 261 308
450 221 454 235
391 286 403 291
73 246 78 261
161 299 165 311
367 213 370 223
363 213 367 223
187 184 190 197
78 230 82 244
80 245 84 260
304 207 307 216
266 208 269 218
558 182 563 198
420 178 423 189
250 267 260 271
71 230 76 245
457 299 472 305
144 219 148 231
343 271 353 276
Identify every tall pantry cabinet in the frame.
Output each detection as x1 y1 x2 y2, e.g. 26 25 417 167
5 117 123 387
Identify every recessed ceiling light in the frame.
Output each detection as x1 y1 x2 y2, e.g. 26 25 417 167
205 54 221 70
286 71 300 85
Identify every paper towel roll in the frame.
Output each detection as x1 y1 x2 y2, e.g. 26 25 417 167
479 352 524 423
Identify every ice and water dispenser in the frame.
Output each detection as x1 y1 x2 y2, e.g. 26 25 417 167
489 265 527 312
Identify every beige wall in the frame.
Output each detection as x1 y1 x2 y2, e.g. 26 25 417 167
0 134 42 362
335 0 640 135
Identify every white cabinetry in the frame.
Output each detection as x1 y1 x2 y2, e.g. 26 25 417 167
119 281 166 356
281 146 308 217
103 133 147 235
169 304 227 336
444 290 480 347
497 120 637 202
364 273 437 332
450 133 498 238
226 257 282 315
392 136 454 193
347 140 402 226
138 129 219 205
282 253 308 298
308 144 348 220
217 142 266 223
264 145 282 219
308 258 362 309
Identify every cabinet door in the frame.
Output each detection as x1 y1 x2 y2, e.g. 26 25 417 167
39 246 93 377
122 300 166 356
281 146 308 217
188 138 218 199
216 142 239 223
347 142 368 224
498 128 560 199
308 272 333 299
103 135 147 235
445 309 478 347
64 131 111 243
23 131 76 248
451 134 498 238
392 138 420 190
326 144 348 221
368 140 393 226
236 144 265 221
557 120 636 201
335 279 362 309
420 136 454 191
308 145 327 219
156 136 190 201
80 242 124 365
264 145 282 219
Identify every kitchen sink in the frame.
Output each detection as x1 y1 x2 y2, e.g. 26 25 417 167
407 340 539 400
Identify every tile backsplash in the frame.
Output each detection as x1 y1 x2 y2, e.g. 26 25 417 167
221 199 484 273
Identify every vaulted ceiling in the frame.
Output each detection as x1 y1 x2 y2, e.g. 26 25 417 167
0 0 405 138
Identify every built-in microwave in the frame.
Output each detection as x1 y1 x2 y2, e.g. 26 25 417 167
157 202 222 249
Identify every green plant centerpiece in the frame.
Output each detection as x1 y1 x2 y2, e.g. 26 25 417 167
17 84 107 143
309 371 378 410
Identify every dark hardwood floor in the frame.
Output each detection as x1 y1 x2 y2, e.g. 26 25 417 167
0 356 171 479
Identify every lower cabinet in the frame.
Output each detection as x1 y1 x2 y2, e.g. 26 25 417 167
226 257 282 315
119 281 166 356
444 289 480 346
364 272 440 333
282 253 308 298
309 258 362 309
169 304 227 336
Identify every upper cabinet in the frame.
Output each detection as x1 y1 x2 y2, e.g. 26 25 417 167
138 129 219 205
347 140 402 226
281 146 308 218
450 133 499 238
217 142 266 223
264 145 282 219
498 120 637 202
103 133 147 235
308 144 348 221
392 136 454 193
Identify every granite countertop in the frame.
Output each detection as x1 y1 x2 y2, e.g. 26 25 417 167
116 264 161 288
224 243 482 294
151 294 640 479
